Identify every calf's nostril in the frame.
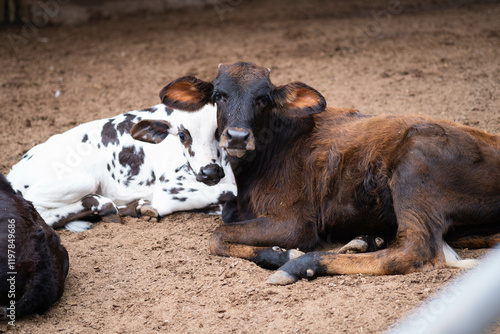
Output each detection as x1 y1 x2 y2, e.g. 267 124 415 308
227 128 250 143
200 165 218 178
197 163 224 185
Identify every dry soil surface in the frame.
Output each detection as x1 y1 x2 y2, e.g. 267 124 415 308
0 0 499 333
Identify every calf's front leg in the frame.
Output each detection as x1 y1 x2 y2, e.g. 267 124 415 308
209 216 318 269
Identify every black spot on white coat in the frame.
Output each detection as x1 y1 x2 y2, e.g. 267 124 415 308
101 120 119 147
139 106 157 113
146 171 156 186
116 113 138 135
169 187 185 194
118 146 145 185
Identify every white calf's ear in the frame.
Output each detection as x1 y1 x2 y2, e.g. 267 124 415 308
130 120 171 144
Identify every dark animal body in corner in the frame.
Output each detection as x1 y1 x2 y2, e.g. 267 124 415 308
0 173 69 319
158 61 500 285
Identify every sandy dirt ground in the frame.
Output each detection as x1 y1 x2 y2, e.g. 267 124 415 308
1 0 500 333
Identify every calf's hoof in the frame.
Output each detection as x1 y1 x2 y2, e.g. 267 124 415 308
140 205 159 219
338 235 385 254
287 248 305 260
266 270 299 285
266 252 319 285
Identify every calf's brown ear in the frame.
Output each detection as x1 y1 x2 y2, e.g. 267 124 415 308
159 76 214 112
273 82 326 118
130 119 171 144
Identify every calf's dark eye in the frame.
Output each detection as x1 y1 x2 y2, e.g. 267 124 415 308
178 132 187 142
258 95 271 106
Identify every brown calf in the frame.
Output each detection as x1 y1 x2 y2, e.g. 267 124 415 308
0 173 69 319
160 61 500 284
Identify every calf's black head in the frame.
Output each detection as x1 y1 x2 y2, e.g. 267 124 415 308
158 61 327 159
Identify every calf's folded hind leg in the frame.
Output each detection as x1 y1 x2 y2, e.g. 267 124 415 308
268 239 477 285
268 195 450 284
51 194 119 231
267 239 446 285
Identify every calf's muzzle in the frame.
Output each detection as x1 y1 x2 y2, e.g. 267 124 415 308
220 127 256 158
197 163 225 186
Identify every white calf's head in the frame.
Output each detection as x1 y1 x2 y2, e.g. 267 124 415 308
131 101 225 186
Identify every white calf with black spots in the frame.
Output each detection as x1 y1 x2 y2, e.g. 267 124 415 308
7 101 236 232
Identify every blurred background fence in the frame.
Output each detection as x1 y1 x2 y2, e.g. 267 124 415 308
0 0 215 25
0 0 18 23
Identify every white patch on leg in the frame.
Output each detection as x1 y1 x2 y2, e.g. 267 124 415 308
443 242 478 268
